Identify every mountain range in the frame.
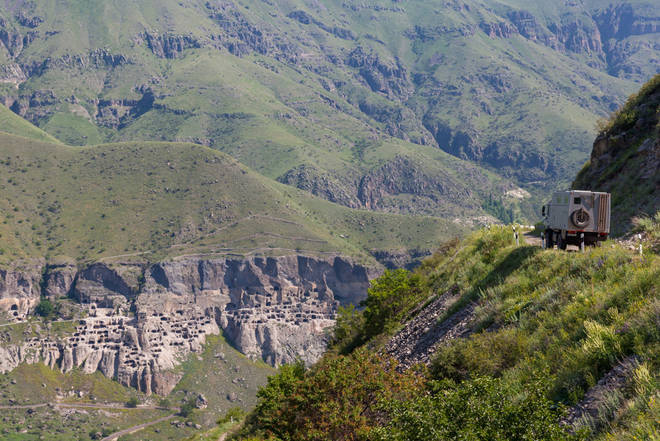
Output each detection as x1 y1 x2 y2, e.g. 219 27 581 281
1 0 658 223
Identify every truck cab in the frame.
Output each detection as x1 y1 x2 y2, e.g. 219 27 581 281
542 190 610 250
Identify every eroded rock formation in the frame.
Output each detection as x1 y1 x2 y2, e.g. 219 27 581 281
0 255 373 394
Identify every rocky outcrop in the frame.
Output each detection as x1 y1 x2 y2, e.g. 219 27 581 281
287 10 356 40
206 2 299 63
347 46 412 99
16 12 44 29
423 118 482 161
139 31 202 59
0 254 374 394
74 262 139 307
278 164 360 208
562 356 640 431
595 4 660 40
42 262 77 300
385 286 475 371
0 63 27 84
404 24 476 41
548 19 603 56
357 155 468 212
0 27 26 58
0 261 44 320
506 11 557 48
499 5 659 79
479 22 518 39
357 99 435 145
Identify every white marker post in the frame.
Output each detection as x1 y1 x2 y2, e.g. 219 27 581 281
513 226 519 246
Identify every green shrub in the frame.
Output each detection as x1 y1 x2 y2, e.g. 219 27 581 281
35 299 54 317
431 328 529 381
331 304 364 353
217 407 246 425
179 398 196 418
241 349 422 441
126 397 139 408
370 377 582 441
361 269 425 340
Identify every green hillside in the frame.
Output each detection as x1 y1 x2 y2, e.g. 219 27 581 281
0 131 465 264
0 104 60 143
235 223 660 441
225 79 660 441
1 0 656 220
573 74 660 235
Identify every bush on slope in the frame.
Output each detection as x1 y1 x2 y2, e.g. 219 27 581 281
234 221 659 440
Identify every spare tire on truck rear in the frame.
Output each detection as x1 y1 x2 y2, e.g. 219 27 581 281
571 209 590 228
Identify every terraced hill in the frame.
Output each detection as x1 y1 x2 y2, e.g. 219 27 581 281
1 0 657 220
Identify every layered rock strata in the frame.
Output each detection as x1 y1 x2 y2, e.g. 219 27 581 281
0 255 373 394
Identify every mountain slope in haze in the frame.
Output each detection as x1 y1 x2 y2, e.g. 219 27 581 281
0 130 465 265
573 74 659 235
0 0 657 221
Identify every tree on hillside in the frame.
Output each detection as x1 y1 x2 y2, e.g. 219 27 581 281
240 349 422 441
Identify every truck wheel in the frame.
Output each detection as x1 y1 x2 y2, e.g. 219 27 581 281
544 230 553 249
571 209 590 228
558 234 567 250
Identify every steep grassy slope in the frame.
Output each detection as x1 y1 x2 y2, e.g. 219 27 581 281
0 103 60 143
0 0 657 220
0 131 465 264
235 224 659 441
573 74 659 235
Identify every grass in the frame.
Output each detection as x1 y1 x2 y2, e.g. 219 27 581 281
573 74 659 235
0 105 61 144
416 225 660 438
596 74 660 135
0 406 169 441
235 223 659 440
0 363 136 405
0 131 467 265
169 334 275 419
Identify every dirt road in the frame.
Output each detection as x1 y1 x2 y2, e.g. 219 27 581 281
100 413 177 441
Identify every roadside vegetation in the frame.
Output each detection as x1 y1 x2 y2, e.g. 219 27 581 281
231 222 659 441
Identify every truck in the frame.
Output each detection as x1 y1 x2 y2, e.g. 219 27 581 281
541 190 611 250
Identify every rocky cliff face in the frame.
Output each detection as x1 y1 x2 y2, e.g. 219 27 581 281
573 75 660 234
0 254 373 394
481 4 660 80
0 260 44 320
